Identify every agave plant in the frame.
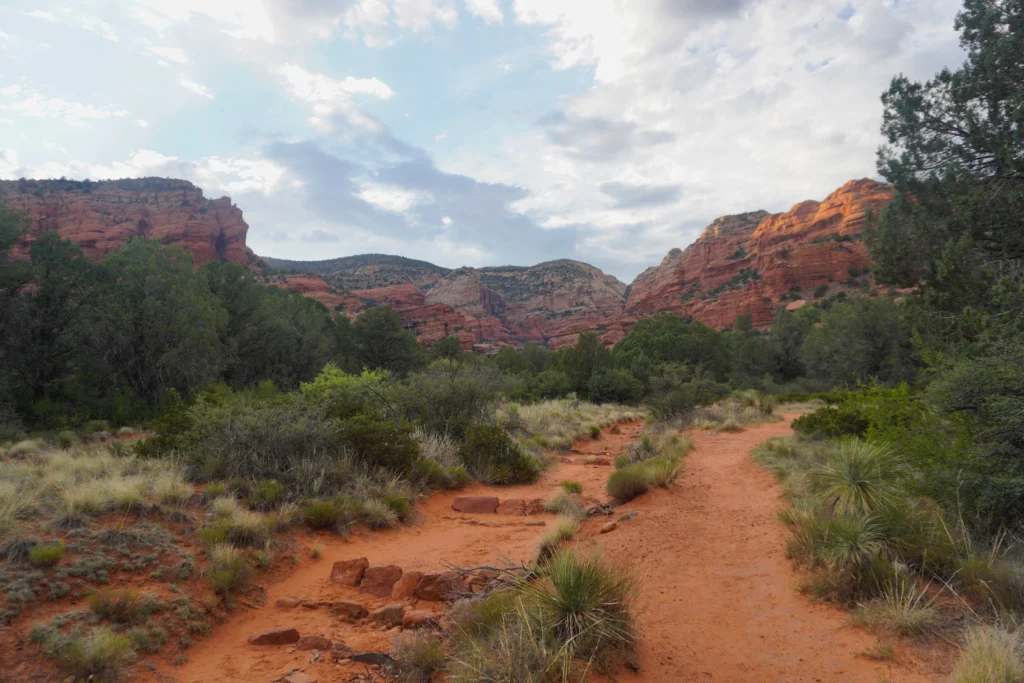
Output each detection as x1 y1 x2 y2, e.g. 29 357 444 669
812 440 902 515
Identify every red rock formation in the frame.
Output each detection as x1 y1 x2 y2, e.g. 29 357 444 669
624 178 892 330
0 178 249 265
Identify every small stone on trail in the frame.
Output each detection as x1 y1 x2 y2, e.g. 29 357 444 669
248 627 300 646
600 521 618 534
619 511 638 522
414 571 464 602
525 498 546 515
360 565 403 597
328 600 369 619
352 652 393 667
276 596 302 608
452 496 500 513
330 557 369 586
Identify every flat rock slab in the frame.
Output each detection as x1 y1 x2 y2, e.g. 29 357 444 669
275 596 302 609
330 557 369 586
283 673 317 683
369 604 405 628
402 610 439 630
327 600 369 619
360 565 403 597
495 498 526 515
296 635 332 651
414 571 463 602
452 496 499 514
248 627 300 646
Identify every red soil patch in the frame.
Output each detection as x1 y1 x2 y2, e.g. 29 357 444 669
153 417 944 682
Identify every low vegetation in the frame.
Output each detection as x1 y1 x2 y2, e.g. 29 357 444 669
606 429 691 502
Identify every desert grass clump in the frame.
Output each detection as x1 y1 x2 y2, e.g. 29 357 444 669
560 480 583 494
857 580 940 636
9 439 42 458
221 510 271 547
207 544 251 596
28 541 65 568
89 588 145 624
951 624 1024 683
301 498 343 530
55 431 78 449
606 465 650 502
538 516 579 562
390 631 446 682
0 482 32 536
37 625 137 681
153 473 192 506
211 496 243 520
543 492 587 522
447 606 568 683
500 399 642 455
360 497 400 530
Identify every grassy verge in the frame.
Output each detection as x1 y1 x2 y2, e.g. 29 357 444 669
606 430 692 502
498 399 643 452
755 434 1024 676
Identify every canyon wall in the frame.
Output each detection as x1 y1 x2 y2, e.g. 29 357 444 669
0 178 249 265
1 176 892 349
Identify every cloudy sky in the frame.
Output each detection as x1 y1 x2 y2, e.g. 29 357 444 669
0 0 964 281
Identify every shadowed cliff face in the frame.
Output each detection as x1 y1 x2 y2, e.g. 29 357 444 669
0 178 249 266
0 176 892 349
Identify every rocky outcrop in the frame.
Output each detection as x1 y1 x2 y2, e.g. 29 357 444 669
0 178 249 265
624 179 892 329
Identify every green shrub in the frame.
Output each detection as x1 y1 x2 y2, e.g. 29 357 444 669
811 441 901 515
246 479 285 510
82 420 110 435
343 415 421 474
447 607 567 683
55 430 78 449
301 499 342 530
207 544 251 596
459 423 540 485
560 480 583 494
606 466 650 502
128 624 167 654
360 498 400 529
792 405 869 439
28 541 65 568
543 492 587 522
391 631 446 682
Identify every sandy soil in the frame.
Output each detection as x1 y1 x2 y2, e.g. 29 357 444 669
152 417 943 683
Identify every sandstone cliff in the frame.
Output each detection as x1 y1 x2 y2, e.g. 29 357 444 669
0 178 249 265
624 178 892 330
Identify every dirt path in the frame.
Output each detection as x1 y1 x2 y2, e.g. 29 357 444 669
156 417 937 682
588 416 935 682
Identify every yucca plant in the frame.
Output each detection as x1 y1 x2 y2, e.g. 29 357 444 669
519 549 636 660
812 440 902 515
816 513 884 575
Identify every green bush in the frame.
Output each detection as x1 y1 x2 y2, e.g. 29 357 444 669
39 626 136 681
301 499 343 530
560 480 583 494
28 542 65 568
792 405 869 439
89 589 149 624
245 479 285 510
55 430 77 449
342 415 421 474
458 423 540 485
606 466 650 502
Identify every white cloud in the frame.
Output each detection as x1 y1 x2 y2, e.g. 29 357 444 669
441 215 452 225
465 0 503 23
345 0 459 46
435 132 447 141
179 79 215 99
278 63 393 133
191 157 286 195
23 10 57 22
78 15 118 42
498 62 511 72
436 0 965 274
128 0 345 43
150 46 188 63
136 119 149 128
356 181 430 213
0 85 128 127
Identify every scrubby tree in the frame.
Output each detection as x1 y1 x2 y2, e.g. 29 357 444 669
352 305 424 376
428 335 464 362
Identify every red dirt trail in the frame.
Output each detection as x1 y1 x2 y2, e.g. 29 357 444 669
155 417 939 683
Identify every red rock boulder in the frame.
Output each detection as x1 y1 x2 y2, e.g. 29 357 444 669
452 496 499 514
331 557 369 586
248 627 300 646
360 565 403 597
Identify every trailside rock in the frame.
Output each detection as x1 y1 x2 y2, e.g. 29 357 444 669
328 600 369 619
402 610 439 630
525 498 546 515
414 571 463 602
283 672 317 683
600 522 618 534
247 627 300 646
452 496 499 514
296 635 333 651
331 557 369 586
360 565 403 598
391 570 424 600
369 604 405 628
275 596 302 609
